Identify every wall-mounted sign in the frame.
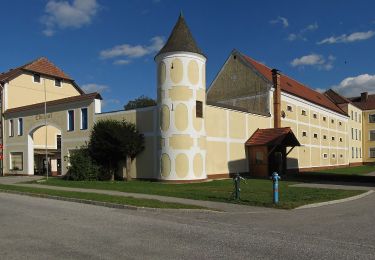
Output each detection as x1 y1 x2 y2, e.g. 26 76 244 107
35 113 53 121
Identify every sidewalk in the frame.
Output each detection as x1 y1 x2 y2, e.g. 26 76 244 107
291 182 375 190
0 176 276 213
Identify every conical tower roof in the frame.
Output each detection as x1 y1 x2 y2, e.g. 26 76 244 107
156 13 205 57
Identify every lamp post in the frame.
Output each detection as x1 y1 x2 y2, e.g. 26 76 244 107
44 79 48 180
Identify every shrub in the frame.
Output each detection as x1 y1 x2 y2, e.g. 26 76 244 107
65 147 101 181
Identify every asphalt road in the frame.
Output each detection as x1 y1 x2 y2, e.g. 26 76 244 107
1 192 375 259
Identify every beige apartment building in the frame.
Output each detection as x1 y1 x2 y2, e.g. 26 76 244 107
1 14 374 181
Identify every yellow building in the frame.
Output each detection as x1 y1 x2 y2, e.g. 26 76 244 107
1 14 374 181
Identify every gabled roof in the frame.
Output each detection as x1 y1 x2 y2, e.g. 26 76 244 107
324 89 352 105
235 51 347 116
245 127 300 147
156 13 205 57
349 93 375 110
0 57 71 82
4 92 102 115
0 57 84 94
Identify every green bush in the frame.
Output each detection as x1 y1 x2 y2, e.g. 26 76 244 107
65 147 101 181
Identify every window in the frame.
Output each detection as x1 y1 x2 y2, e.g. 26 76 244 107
356 148 358 158
339 137 343 142
323 116 327 122
301 110 307 116
323 135 327 140
9 119 14 137
352 147 354 158
287 105 293 112
55 78 62 87
359 115 361 123
33 74 41 83
370 148 375 158
355 129 358 140
339 121 342 126
302 131 307 137
196 101 203 118
67 110 74 131
17 118 23 136
323 153 328 159
369 114 375 123
10 152 23 170
80 108 88 130
340 154 343 158
351 128 354 139
332 154 336 159
355 112 357 122
255 151 264 164
351 111 354 120
57 135 61 150
331 119 334 124
313 113 317 119
331 136 335 141
359 130 361 141
370 130 375 141
313 133 318 138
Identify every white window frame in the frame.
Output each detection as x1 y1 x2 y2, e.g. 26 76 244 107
67 110 75 131
10 152 23 171
370 148 375 158
80 107 88 130
55 78 62 87
33 73 41 83
17 118 23 136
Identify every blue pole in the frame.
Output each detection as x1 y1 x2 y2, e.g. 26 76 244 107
272 172 280 204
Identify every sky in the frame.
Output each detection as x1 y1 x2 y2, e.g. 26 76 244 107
1 0 375 112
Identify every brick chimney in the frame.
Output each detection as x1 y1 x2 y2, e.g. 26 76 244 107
361 92 368 102
272 69 281 128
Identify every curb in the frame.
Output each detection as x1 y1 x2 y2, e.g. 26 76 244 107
0 189 220 213
295 190 374 209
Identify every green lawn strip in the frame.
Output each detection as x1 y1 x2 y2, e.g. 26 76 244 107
34 178 365 209
0 184 206 210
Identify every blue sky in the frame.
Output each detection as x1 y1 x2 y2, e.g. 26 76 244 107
1 0 375 111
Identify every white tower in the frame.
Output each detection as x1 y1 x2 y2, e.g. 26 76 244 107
155 13 207 181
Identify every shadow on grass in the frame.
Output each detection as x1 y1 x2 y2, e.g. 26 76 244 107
285 172 375 187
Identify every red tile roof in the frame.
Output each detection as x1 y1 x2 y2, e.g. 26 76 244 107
349 94 375 110
4 93 102 115
239 52 347 116
0 57 72 83
245 127 300 146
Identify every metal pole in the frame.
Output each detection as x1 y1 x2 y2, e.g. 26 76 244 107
44 79 48 180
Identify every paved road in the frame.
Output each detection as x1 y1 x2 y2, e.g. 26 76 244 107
1 192 375 259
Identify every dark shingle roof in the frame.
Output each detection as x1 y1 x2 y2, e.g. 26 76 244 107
245 127 300 147
156 13 205 57
349 94 375 110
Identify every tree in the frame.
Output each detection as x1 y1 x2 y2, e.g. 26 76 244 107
88 119 145 181
124 95 156 110
64 146 101 181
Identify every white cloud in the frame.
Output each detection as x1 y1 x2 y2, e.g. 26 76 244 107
102 98 120 107
290 54 335 71
41 0 99 36
81 83 109 93
100 36 164 63
269 16 289 28
287 22 318 42
317 30 375 44
301 22 318 32
330 74 375 97
113 59 131 65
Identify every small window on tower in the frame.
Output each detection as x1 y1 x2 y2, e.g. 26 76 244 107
55 78 62 87
196 101 203 118
33 74 41 83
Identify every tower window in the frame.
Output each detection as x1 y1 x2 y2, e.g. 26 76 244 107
196 101 203 118
287 105 293 112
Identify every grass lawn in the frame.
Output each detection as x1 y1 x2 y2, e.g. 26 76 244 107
32 178 365 209
0 184 206 210
308 165 375 175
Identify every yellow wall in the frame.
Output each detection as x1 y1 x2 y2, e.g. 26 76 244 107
7 73 80 109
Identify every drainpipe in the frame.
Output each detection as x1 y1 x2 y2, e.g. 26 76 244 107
272 69 281 128
0 82 3 176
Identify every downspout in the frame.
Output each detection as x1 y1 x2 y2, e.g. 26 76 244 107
272 69 281 128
